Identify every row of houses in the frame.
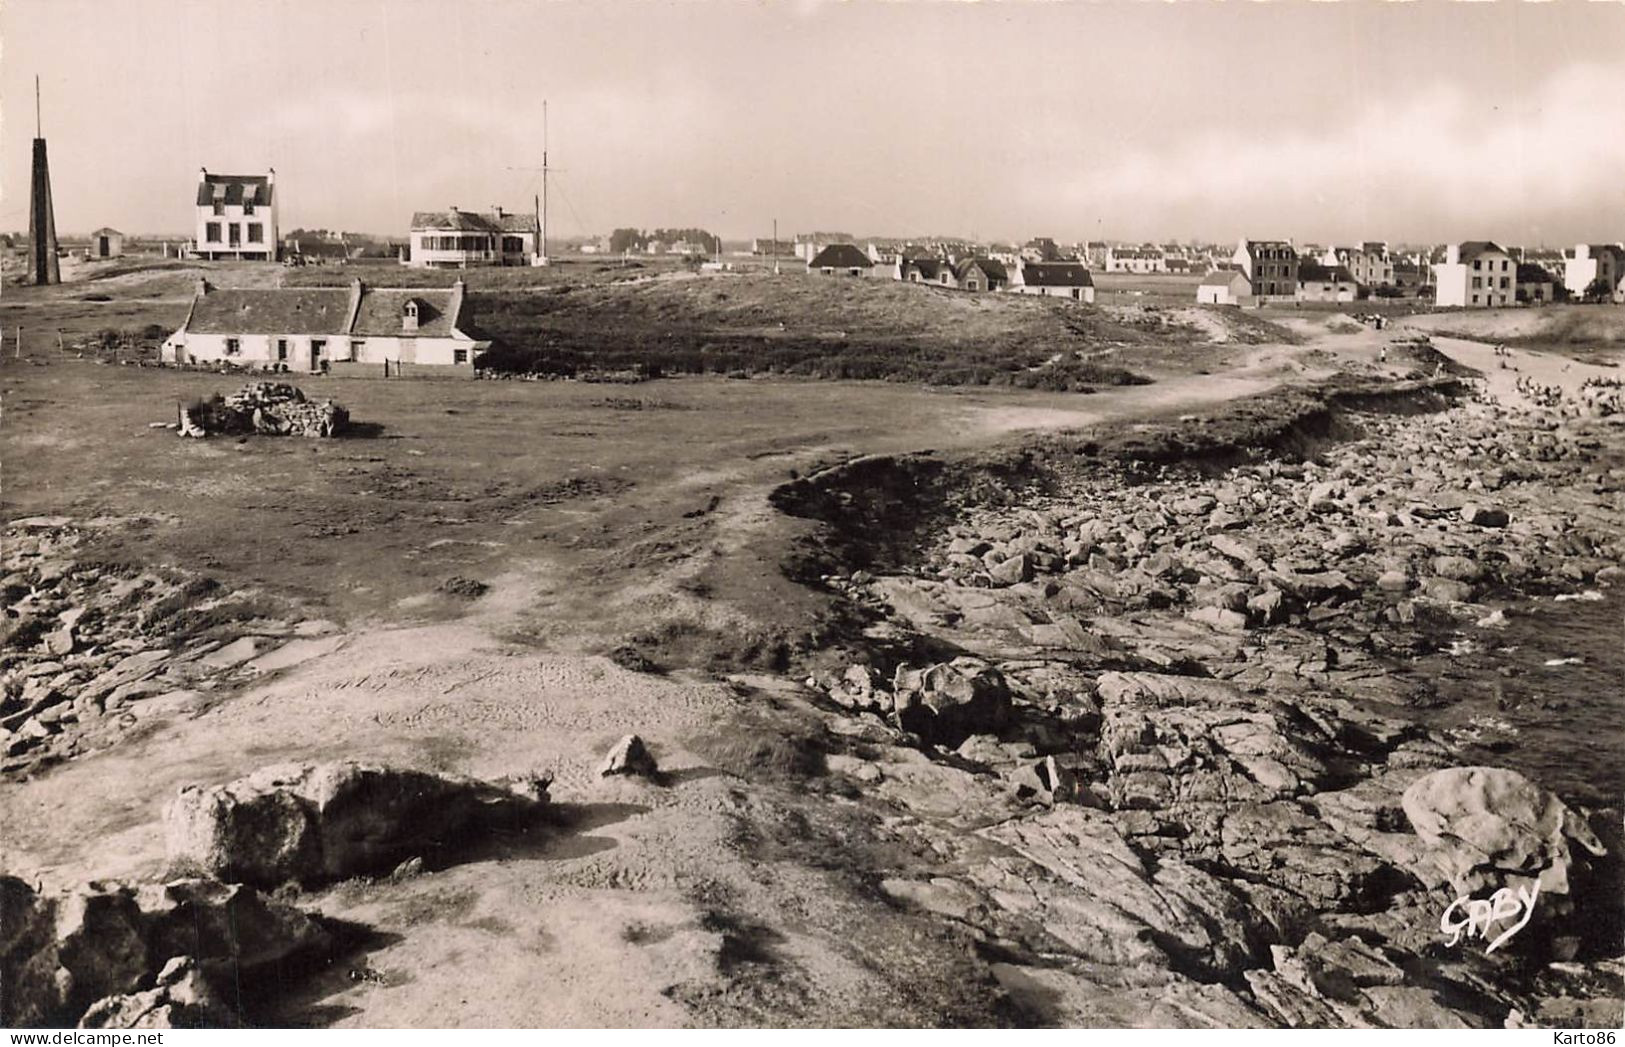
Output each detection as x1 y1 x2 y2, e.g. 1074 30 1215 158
1198 238 1625 307
804 244 1097 301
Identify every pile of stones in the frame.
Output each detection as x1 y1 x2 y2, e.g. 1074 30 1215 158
179 382 348 438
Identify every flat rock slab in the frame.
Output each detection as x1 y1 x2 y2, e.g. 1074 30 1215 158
246 635 347 674
200 636 283 670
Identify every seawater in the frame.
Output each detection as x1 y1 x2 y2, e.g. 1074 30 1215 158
1422 588 1624 808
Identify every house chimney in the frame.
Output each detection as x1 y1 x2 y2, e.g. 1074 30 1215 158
1446 244 1461 265
267 167 275 184
199 167 208 182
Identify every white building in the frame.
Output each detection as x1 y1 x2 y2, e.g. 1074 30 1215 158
1104 245 1167 274
1196 269 1252 306
1564 243 1625 302
407 207 539 268
1007 261 1095 302
1434 242 1514 308
162 278 490 375
193 169 277 262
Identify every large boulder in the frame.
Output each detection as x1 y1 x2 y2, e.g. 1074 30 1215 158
890 658 1012 745
0 875 325 1029
164 761 548 887
1401 766 1606 896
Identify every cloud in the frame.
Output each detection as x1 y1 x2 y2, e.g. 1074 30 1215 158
1060 61 1625 243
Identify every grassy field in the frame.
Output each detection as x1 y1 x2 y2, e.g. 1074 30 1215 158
5 352 1159 664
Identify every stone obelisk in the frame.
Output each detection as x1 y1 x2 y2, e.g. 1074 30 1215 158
29 76 61 286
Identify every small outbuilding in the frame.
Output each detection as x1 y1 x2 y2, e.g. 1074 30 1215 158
90 227 124 259
1197 269 1252 306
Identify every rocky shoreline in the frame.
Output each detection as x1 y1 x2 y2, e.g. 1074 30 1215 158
4 373 1623 1028
781 377 1625 1026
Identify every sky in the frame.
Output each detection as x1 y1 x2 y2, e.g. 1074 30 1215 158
3 0 1623 247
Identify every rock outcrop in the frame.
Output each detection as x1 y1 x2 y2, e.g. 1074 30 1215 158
0 875 327 1029
164 761 549 887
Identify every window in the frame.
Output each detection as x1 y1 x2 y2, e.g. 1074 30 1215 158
967 280 980 291
243 201 255 216
247 223 263 243
503 236 524 254
351 340 364 359
1472 277 1482 289
1501 260 1508 271
224 338 240 356
1473 260 1481 270
276 339 289 362
1472 294 1480 304
229 224 241 247
1500 277 1509 289
212 202 224 216
206 222 222 243
454 348 469 365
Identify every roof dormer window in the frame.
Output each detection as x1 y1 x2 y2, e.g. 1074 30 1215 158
403 299 420 333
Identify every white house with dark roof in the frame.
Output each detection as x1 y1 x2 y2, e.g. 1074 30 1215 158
193 169 277 261
1297 262 1358 302
161 278 490 375
1434 241 1514 308
407 206 539 268
806 243 873 276
1007 261 1095 302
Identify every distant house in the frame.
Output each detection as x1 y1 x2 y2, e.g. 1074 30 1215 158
1434 241 1514 308
1232 239 1297 300
193 168 277 262
1564 243 1625 302
1020 237 1063 263
795 233 855 262
1008 261 1095 302
751 237 793 256
89 228 124 259
956 258 1007 292
899 257 956 287
407 207 538 269
806 243 872 276
1104 245 1166 274
1323 242 1394 289
1196 269 1252 306
1516 263 1557 305
1083 242 1110 270
1297 262 1358 302
161 277 489 375
1393 262 1430 294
